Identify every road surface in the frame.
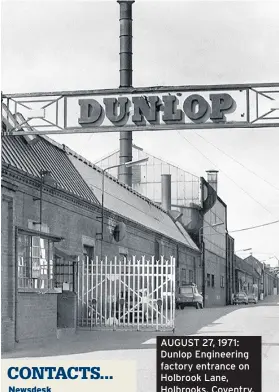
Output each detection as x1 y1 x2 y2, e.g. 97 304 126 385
3 296 279 392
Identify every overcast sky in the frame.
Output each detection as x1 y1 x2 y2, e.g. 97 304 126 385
1 0 279 266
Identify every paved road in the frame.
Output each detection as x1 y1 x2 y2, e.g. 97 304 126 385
3 296 279 392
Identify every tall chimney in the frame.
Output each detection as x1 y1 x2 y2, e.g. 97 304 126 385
161 174 172 211
118 0 134 187
206 170 218 193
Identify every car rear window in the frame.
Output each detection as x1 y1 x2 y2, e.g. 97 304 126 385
180 287 193 294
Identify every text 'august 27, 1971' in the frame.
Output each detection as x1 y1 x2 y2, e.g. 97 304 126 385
156 336 261 392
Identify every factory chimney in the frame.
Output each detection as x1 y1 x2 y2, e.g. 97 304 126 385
118 0 134 186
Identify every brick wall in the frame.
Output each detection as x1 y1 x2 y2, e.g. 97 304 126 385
2 168 201 348
205 249 227 307
1 188 16 352
10 170 200 271
57 292 77 328
16 293 57 342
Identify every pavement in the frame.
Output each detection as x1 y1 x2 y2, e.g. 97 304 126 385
2 295 279 392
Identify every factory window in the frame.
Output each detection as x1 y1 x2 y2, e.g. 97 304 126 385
207 273 211 287
211 274 215 288
54 256 76 292
181 268 187 285
17 233 54 291
220 275 225 288
83 245 94 273
189 270 194 284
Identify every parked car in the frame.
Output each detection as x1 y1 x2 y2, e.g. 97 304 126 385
176 284 203 310
233 292 248 305
247 293 258 304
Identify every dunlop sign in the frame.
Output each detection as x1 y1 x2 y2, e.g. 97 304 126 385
2 83 279 135
78 92 237 127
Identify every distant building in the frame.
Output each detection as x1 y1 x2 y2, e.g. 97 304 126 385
234 255 261 297
96 145 233 307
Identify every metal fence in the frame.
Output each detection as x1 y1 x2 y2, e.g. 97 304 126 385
77 256 175 331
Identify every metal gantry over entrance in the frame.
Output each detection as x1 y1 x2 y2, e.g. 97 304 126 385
2 83 279 137
77 256 175 331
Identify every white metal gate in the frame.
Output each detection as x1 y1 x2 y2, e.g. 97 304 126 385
77 256 175 331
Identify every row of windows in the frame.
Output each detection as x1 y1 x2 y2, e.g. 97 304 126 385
17 232 203 292
207 273 225 288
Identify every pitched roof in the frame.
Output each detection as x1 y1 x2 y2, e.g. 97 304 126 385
235 255 261 277
1 134 99 204
1 117 199 251
66 147 199 251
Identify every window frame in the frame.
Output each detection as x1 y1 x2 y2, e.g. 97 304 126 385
16 227 62 293
181 268 187 285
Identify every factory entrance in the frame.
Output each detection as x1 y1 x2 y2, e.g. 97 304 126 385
77 256 175 331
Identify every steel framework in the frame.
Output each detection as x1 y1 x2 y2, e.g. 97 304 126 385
2 82 279 136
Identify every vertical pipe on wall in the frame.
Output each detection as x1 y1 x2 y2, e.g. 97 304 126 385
118 0 134 187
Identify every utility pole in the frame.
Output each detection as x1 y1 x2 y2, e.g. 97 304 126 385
118 0 134 187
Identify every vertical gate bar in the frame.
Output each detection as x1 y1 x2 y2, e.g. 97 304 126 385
127 257 131 327
114 257 117 326
173 257 176 330
146 257 150 328
109 258 113 326
141 256 145 328
100 258 103 326
118 259 122 327
123 257 127 327
96 256 99 326
137 258 140 331
151 256 154 327
81 258 84 327
132 256 136 327
161 256 164 329
77 258 80 327
86 256 89 327
91 258 93 330
170 257 173 329
156 258 159 332
166 259 169 327
105 257 108 326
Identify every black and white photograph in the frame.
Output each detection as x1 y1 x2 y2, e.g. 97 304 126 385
1 1 279 391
